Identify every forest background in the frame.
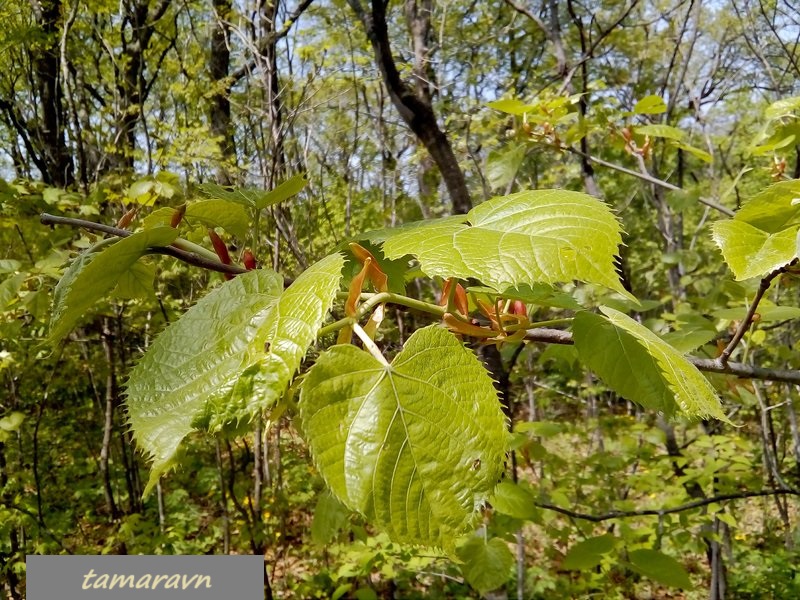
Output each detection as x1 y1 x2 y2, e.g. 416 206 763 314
1 0 800 598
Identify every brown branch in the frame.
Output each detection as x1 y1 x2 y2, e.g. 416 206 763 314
40 212 247 276
535 488 800 523
717 264 791 367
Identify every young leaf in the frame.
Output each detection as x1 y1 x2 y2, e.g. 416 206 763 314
49 227 179 343
712 180 800 279
299 325 507 547
634 124 685 141
631 95 667 115
562 534 616 570
487 98 537 115
628 549 692 589
126 253 344 494
486 145 526 190
456 536 514 594
490 481 538 520
255 173 307 210
573 307 727 421
380 190 633 301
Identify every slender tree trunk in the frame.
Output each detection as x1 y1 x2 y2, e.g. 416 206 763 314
100 320 120 519
348 0 472 214
210 0 237 184
30 0 75 186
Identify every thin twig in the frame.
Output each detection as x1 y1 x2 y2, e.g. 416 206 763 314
535 488 799 523
567 147 735 216
40 212 247 276
717 263 791 367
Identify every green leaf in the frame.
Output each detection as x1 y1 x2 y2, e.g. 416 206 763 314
49 227 179 343
635 124 685 141
714 304 800 323
727 180 800 232
0 273 25 311
712 180 800 280
0 260 21 274
311 491 350 545
490 481 538 520
712 220 796 281
114 262 157 300
299 325 507 547
628 549 692 589
256 173 307 210
675 142 712 163
127 178 156 204
0 412 24 432
196 183 260 208
457 536 514 594
765 96 800 120
631 95 667 115
562 534 616 570
573 307 727 420
486 145 526 190
126 253 344 494
380 190 633 300
487 98 536 115
185 200 250 239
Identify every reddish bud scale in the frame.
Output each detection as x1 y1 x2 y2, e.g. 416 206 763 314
170 204 187 228
243 249 257 270
511 300 527 316
116 208 136 230
208 229 233 280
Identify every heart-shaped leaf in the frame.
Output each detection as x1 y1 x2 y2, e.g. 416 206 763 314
299 325 507 546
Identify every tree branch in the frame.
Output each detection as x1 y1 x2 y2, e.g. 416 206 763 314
717 263 791 367
40 212 248 276
525 327 800 384
535 488 800 523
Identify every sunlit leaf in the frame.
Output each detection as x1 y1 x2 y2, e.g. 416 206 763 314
126 254 344 494
573 307 727 420
300 325 507 547
631 95 667 115
379 190 633 300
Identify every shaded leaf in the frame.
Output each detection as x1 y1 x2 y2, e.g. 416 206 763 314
573 307 727 420
628 549 692 589
49 227 179 343
185 200 250 239
562 534 616 570
299 325 506 547
457 536 514 594
380 190 633 300
0 273 25 311
491 481 538 520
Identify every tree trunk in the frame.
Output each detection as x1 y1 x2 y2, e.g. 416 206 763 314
348 0 472 214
